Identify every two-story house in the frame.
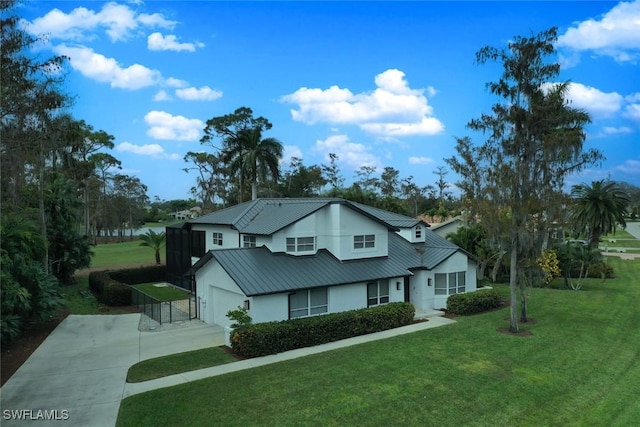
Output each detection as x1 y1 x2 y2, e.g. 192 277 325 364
165 198 476 328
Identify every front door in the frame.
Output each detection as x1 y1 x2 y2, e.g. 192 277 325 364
404 276 410 302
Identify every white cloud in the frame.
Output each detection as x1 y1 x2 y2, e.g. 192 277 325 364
116 142 180 159
615 159 640 174
626 93 640 103
153 90 172 101
144 110 203 141
558 0 640 63
280 145 304 166
25 2 176 42
164 77 189 88
313 135 381 170
175 86 223 101
282 69 444 137
408 156 434 165
147 32 203 52
602 126 633 135
623 103 640 121
361 117 444 137
54 44 161 90
543 82 623 118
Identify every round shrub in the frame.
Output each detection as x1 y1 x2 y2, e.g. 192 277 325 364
446 289 502 315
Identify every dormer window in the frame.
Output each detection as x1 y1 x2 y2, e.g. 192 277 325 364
212 232 223 246
286 236 316 253
243 235 256 248
415 226 422 239
354 234 375 249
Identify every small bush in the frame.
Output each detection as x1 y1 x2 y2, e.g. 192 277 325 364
446 290 502 315
231 302 415 358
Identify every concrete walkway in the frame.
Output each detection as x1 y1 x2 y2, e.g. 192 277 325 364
123 315 456 397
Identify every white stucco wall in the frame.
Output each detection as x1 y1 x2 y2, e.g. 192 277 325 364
250 277 406 323
195 260 246 328
331 204 389 260
409 252 478 311
397 225 426 243
191 224 240 251
267 204 388 260
200 276 408 327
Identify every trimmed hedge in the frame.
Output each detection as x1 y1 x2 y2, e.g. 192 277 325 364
446 289 502 315
108 265 166 284
89 271 132 306
231 302 415 358
88 266 165 306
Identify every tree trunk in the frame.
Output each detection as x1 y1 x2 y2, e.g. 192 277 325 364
251 181 258 201
509 238 519 333
519 274 528 323
155 249 161 265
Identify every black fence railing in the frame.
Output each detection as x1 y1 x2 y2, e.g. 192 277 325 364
131 287 199 325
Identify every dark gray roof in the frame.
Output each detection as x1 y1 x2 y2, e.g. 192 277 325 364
191 246 410 296
190 229 467 296
346 201 426 228
189 198 404 235
392 230 463 270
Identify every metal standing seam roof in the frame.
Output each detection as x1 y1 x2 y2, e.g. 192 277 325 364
346 200 426 228
190 230 465 297
189 198 408 235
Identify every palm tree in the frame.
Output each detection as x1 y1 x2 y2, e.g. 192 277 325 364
569 180 630 246
222 127 283 201
139 229 166 265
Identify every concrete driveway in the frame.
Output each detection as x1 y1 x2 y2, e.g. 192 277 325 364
624 221 640 240
0 315 223 427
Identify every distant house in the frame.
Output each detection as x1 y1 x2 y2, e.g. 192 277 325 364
170 207 202 220
428 215 465 238
166 198 477 328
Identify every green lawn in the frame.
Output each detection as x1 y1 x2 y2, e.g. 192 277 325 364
132 283 191 302
117 257 640 426
91 240 158 266
141 221 182 228
600 239 640 249
127 347 237 383
601 229 635 240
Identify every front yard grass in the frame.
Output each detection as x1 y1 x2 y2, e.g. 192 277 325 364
127 347 237 383
132 283 191 301
117 257 640 426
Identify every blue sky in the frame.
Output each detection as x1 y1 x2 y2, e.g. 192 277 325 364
20 1 640 202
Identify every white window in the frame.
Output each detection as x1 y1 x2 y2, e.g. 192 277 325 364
286 236 315 253
367 280 390 307
289 288 328 318
354 234 375 249
435 272 466 295
415 226 422 239
243 235 256 248
212 232 223 246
